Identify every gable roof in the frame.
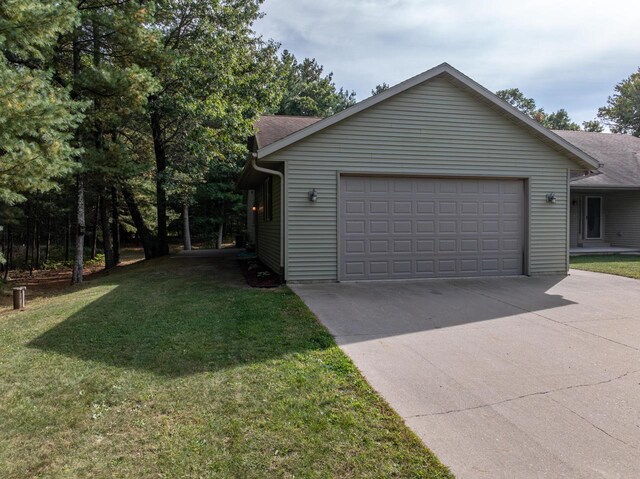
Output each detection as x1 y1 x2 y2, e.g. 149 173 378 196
554 130 640 188
253 115 323 150
255 63 600 170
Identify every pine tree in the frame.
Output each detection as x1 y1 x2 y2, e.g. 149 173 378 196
275 50 356 117
52 0 158 282
0 0 84 206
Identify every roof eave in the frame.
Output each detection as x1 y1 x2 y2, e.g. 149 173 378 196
570 184 640 190
237 152 286 190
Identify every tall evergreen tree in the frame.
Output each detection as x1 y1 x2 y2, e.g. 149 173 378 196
52 0 158 281
582 120 605 132
371 83 390 96
0 0 84 206
545 109 580 131
496 88 581 130
275 50 356 117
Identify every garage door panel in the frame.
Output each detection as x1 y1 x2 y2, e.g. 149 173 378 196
392 201 412 214
345 240 365 254
370 178 390 193
392 220 412 234
344 261 365 275
393 179 413 193
438 220 457 233
340 176 524 280
438 201 457 214
370 239 390 253
461 202 479 215
345 220 365 234
369 261 389 275
368 200 389 214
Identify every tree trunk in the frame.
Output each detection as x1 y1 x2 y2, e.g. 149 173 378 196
121 184 154 260
44 215 51 265
183 204 192 251
0 226 4 275
216 223 223 249
24 212 30 267
3 227 11 281
150 104 169 257
111 186 121 265
100 189 114 269
65 213 70 263
91 196 100 260
33 216 40 271
72 173 85 284
71 27 84 284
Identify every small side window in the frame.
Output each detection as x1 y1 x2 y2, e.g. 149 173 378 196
264 177 273 222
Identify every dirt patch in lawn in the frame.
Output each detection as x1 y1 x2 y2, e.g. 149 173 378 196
0 248 145 314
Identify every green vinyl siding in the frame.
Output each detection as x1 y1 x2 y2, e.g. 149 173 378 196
604 191 640 248
271 76 576 282
255 175 281 273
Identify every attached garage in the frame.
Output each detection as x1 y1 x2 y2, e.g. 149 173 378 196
238 63 600 283
339 176 525 280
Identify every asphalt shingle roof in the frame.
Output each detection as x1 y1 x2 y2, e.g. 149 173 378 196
254 115 323 150
250 117 636 187
553 130 640 188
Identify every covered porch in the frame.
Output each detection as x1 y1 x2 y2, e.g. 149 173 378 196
570 188 640 255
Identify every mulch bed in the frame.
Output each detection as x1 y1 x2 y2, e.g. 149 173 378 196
237 257 282 288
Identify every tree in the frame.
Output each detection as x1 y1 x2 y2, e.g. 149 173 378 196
144 0 281 256
496 88 546 123
582 120 605 132
545 109 580 130
50 0 158 282
496 87 581 130
371 83 390 96
275 50 356 117
598 68 640 136
0 0 84 206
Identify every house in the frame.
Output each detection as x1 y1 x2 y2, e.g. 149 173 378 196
553 130 640 254
237 63 599 282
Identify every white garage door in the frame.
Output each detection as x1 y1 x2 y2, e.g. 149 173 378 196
339 176 524 280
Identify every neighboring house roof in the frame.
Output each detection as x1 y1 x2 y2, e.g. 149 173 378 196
554 130 640 189
253 115 323 150
253 63 600 170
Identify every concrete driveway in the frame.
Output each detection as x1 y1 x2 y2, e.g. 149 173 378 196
292 270 640 479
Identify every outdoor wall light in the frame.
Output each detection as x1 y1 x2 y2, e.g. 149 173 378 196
308 188 318 202
251 204 257 212
546 192 557 204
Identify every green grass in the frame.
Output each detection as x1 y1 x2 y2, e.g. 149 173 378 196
0 254 452 478
571 254 640 279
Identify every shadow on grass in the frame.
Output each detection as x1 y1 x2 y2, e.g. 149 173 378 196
28 251 333 377
1 248 146 311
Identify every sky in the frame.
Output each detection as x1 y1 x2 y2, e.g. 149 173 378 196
253 0 640 125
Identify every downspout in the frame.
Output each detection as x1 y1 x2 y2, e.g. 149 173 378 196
251 155 285 280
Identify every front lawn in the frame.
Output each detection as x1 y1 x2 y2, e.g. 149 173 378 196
570 254 640 279
0 252 451 478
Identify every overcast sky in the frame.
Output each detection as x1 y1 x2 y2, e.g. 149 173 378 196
254 0 640 125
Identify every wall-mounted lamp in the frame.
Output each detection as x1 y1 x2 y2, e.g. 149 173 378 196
308 188 318 202
251 204 257 212
546 192 557 204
